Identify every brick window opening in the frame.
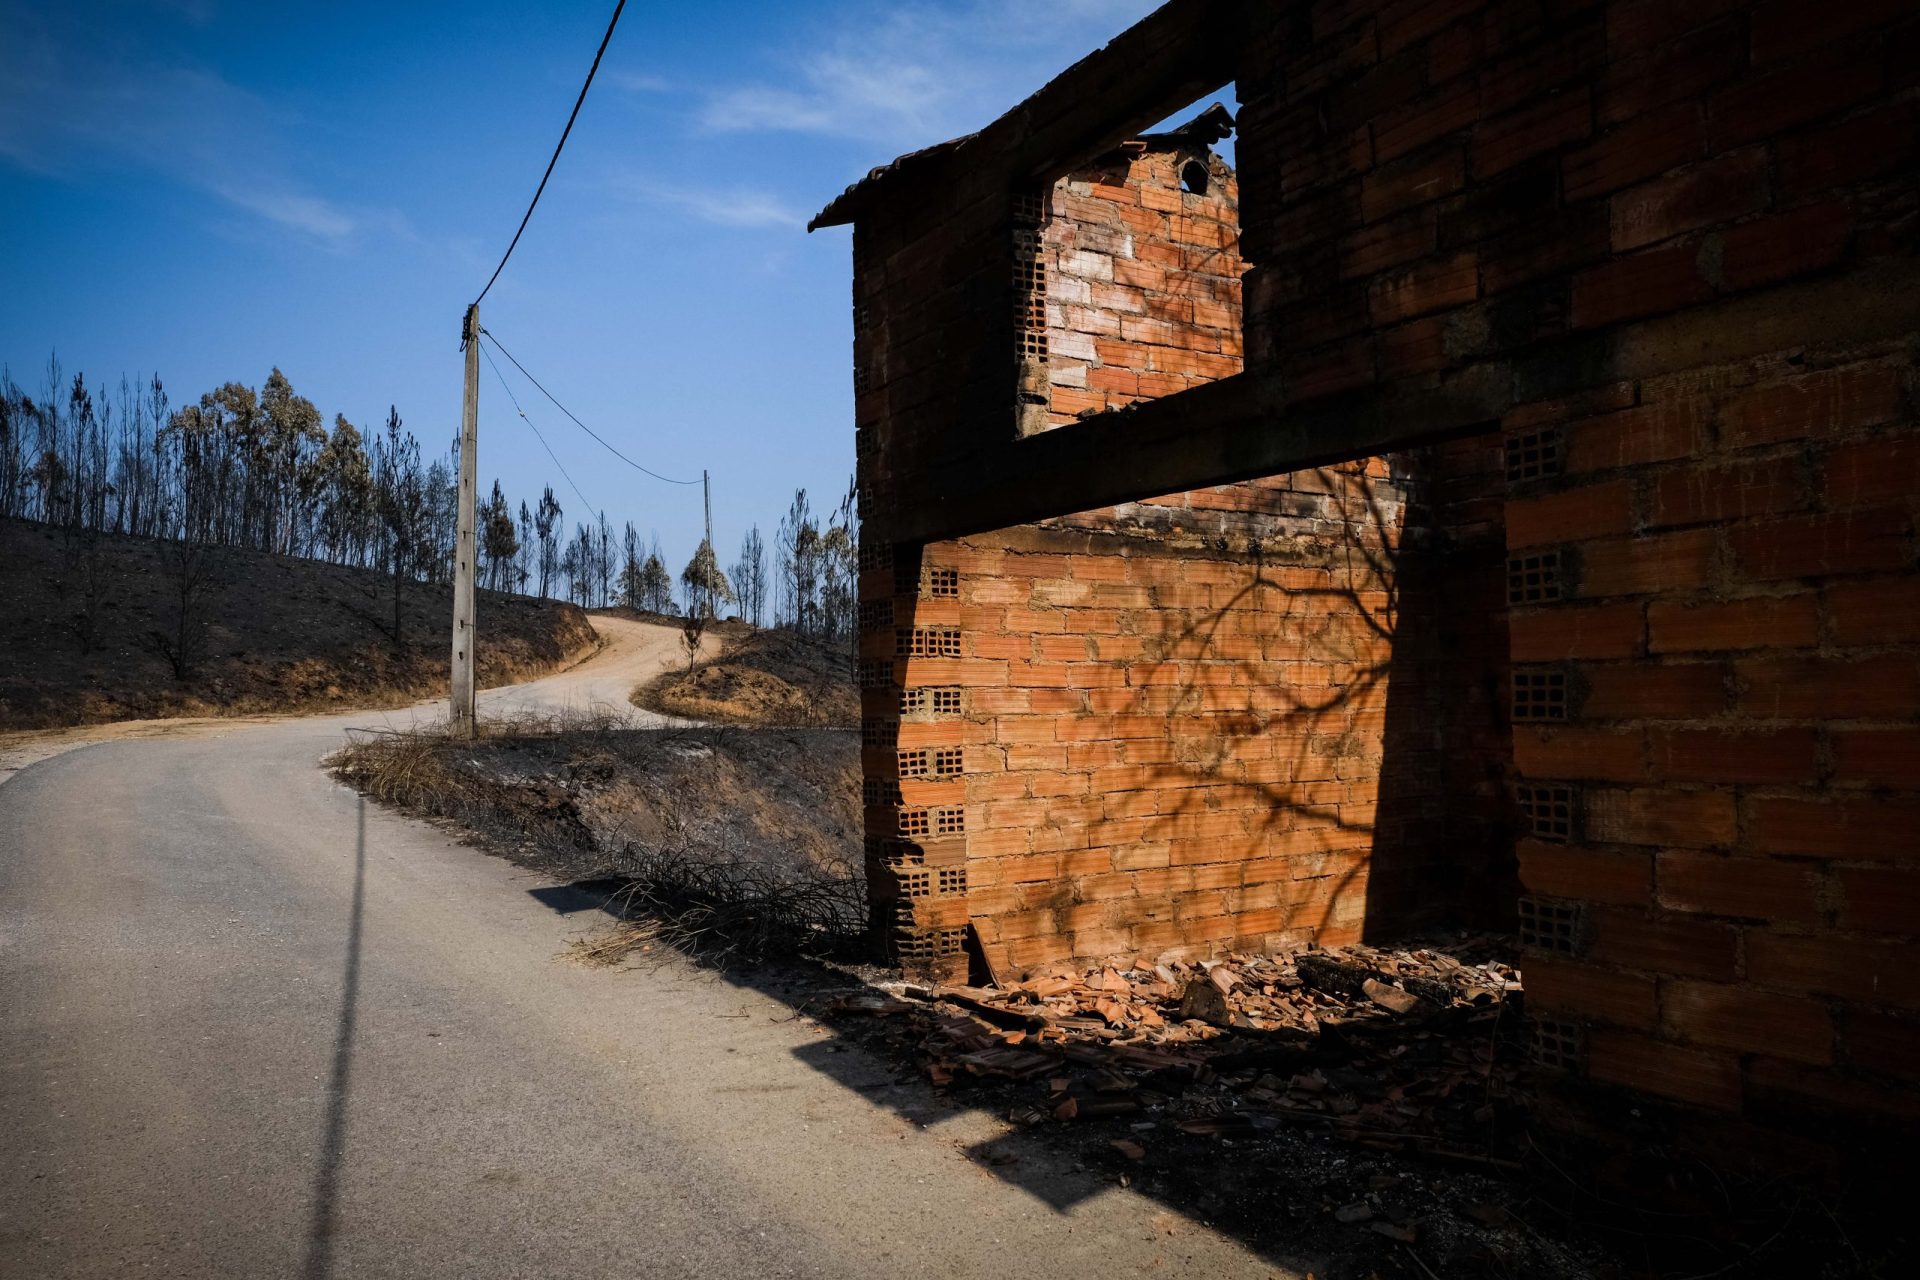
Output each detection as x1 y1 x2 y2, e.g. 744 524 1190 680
861 720 899 747
897 868 933 898
898 749 930 778
858 541 895 573
863 778 903 807
922 566 960 598
1512 668 1570 722
859 660 895 689
1518 895 1588 955
1505 426 1563 484
899 626 963 658
1507 550 1565 606
932 747 965 777
1531 1018 1585 1073
1014 96 1239 443
1517 783 1577 843
932 806 965 836
859 599 894 632
898 808 931 837
932 688 962 715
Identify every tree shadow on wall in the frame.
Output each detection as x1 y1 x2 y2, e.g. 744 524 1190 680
1036 450 1515 953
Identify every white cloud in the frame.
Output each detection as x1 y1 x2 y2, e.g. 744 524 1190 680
609 70 676 94
611 174 803 230
0 9 389 249
696 0 1163 150
209 184 362 243
702 55 946 140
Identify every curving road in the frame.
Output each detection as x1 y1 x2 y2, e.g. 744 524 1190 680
0 617 1283 1279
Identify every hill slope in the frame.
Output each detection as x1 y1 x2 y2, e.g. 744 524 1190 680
0 518 595 730
630 625 857 727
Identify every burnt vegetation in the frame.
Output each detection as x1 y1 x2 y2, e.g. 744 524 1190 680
0 520 595 730
633 624 859 728
0 356 845 638
329 711 865 966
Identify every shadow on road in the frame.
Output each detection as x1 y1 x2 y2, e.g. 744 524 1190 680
302 797 367 1280
516 878 1341 1262
526 878 628 914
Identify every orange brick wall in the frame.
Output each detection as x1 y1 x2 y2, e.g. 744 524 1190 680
941 471 1403 971
1223 0 1920 1159
840 0 1918 1165
859 139 1514 978
1509 352 1920 1136
863 450 1513 979
1036 150 1244 429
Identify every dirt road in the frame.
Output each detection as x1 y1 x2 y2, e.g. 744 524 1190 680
0 617 1285 1279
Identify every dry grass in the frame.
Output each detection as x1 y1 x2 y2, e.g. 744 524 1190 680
631 626 857 728
566 848 865 968
331 708 865 965
332 708 630 846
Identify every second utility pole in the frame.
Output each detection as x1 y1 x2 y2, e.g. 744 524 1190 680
450 303 480 739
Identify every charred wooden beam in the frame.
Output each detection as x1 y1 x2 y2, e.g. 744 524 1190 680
875 364 1510 545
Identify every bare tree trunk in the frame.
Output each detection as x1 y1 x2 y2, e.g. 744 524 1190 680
148 536 219 681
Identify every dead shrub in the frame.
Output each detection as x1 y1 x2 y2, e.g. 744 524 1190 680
332 712 865 968
571 846 864 968
330 729 456 810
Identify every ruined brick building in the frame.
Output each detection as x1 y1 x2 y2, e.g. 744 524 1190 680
810 0 1918 1168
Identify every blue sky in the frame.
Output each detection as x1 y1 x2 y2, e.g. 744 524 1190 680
0 0 1166 564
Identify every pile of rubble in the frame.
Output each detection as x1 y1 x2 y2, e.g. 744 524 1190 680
833 935 1528 1164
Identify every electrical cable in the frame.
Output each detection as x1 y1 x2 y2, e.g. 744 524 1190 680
480 340 596 515
480 327 702 485
471 0 628 307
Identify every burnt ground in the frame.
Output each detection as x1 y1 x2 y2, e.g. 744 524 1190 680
630 624 858 727
329 720 862 893
0 517 596 730
332 717 1899 1280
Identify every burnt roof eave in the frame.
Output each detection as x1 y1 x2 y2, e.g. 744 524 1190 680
806 101 1235 232
807 134 975 231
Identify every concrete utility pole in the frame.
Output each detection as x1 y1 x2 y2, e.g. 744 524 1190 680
450 303 480 738
702 468 712 616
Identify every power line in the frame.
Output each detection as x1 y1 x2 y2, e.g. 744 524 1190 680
480 340 596 515
471 0 629 308
480 328 702 485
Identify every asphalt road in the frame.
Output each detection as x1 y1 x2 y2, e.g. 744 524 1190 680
0 618 1283 1279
